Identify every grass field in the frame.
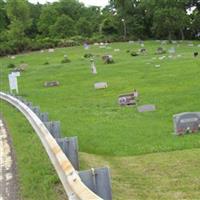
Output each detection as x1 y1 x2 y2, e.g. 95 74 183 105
1 41 200 199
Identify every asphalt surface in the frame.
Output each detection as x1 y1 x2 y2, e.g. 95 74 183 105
0 118 18 200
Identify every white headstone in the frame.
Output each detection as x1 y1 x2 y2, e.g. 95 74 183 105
114 49 120 52
48 48 55 53
94 82 108 89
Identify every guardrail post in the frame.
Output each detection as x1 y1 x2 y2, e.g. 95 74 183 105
44 121 61 138
39 112 49 122
79 167 112 200
56 137 79 170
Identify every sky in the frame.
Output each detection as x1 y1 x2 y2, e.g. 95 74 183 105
28 0 109 7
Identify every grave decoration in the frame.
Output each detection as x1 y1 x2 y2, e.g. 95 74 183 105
44 81 60 87
94 82 108 89
156 47 166 54
137 105 156 112
102 55 114 64
194 52 198 57
61 55 70 63
90 59 97 74
173 112 200 135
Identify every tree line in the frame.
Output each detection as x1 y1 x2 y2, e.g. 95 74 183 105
0 0 199 56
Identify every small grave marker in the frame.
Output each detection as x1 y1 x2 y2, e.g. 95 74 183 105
137 105 156 112
48 48 55 53
44 81 59 87
94 82 108 89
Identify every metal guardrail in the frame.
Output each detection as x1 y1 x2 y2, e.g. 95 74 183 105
0 92 103 200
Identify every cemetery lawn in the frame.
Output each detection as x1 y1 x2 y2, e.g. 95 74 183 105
1 41 200 157
2 101 200 200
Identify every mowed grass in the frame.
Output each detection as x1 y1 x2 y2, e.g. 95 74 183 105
1 41 200 156
1 101 200 200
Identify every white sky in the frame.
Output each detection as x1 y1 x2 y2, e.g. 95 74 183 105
28 0 109 7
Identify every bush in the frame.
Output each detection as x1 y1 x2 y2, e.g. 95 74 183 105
131 51 139 56
7 63 16 68
84 53 93 58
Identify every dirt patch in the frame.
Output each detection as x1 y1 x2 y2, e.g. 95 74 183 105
0 115 20 200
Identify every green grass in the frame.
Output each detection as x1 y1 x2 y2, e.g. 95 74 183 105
1 101 67 200
1 41 200 156
1 41 200 199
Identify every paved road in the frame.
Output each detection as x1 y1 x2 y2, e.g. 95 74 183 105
0 119 18 200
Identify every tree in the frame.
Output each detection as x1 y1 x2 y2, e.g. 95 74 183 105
6 0 31 39
76 17 92 37
49 15 76 38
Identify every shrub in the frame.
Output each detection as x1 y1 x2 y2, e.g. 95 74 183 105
131 51 139 56
7 63 16 68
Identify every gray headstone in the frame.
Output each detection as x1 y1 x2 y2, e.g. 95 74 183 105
39 112 49 122
44 121 61 138
56 137 79 170
173 112 200 135
44 81 59 87
137 105 156 112
79 167 112 200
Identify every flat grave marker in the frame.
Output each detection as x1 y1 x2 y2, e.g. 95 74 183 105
118 93 136 106
44 81 59 87
137 105 156 112
94 82 108 89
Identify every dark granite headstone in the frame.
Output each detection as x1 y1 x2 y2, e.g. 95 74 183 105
173 112 200 135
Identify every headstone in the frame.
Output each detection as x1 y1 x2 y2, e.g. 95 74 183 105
44 121 61 138
11 56 16 59
198 44 200 48
139 48 146 53
155 64 160 68
44 81 59 87
118 93 136 106
79 167 112 200
128 40 134 44
48 48 55 53
137 105 156 112
188 43 194 47
102 55 114 64
156 47 166 54
40 50 44 53
173 112 200 135
159 56 165 60
114 49 120 52
84 43 89 50
168 47 176 54
56 137 79 170
94 82 108 89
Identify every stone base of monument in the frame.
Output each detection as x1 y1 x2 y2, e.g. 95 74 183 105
137 104 156 112
173 112 200 135
44 81 60 87
94 82 108 89
118 93 136 106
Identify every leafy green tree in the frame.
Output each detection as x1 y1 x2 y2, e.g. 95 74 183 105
6 0 31 39
49 15 76 38
76 17 92 37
